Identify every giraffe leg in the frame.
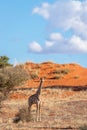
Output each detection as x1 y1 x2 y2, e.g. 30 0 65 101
36 103 39 121
28 106 30 114
39 102 41 121
37 101 41 121
28 106 31 119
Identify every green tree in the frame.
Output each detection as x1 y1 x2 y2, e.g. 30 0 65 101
0 56 11 68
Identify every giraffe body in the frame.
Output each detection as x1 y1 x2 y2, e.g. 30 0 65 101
28 93 39 107
28 78 44 121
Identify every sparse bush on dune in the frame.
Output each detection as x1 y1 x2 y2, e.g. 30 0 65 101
30 72 38 79
61 69 70 74
50 69 70 75
0 65 29 104
41 61 53 64
74 75 79 79
50 75 62 79
49 69 70 80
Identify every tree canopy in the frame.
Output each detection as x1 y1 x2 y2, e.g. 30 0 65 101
0 56 12 68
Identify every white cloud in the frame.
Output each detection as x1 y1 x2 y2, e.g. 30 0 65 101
69 35 87 53
44 33 87 54
29 33 87 54
32 2 50 19
32 0 83 30
30 0 87 54
45 41 54 47
50 32 63 41
29 41 42 53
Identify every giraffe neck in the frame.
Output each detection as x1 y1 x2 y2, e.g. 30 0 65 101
36 80 43 96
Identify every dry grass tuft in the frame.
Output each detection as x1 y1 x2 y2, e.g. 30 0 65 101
13 105 32 123
79 125 87 130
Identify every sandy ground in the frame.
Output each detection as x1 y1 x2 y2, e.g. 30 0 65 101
0 88 87 130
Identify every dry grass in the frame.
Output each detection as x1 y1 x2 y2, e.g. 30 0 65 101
0 87 87 130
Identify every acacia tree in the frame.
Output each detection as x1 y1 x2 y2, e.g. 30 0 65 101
0 56 12 68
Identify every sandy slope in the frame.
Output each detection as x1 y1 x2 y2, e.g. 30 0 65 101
17 62 87 89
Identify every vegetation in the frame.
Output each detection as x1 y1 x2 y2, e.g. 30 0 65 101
0 55 29 104
79 125 87 130
30 72 38 79
49 69 70 80
0 56 12 68
0 66 29 89
61 69 70 74
50 75 62 79
74 75 79 79
51 69 70 75
13 105 32 123
41 61 53 64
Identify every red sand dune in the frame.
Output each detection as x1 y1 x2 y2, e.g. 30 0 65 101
21 61 87 89
10 61 87 99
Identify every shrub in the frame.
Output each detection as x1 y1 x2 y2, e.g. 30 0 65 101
30 72 38 79
13 105 32 123
52 70 61 74
74 75 79 79
50 75 61 79
0 55 12 68
61 69 70 74
0 66 29 89
51 69 70 75
79 125 87 130
0 65 29 103
0 72 9 88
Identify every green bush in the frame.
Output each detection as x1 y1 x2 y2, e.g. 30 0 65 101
0 55 12 68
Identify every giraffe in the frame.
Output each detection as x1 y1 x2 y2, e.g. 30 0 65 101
28 78 44 121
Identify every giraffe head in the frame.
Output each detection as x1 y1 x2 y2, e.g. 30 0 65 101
40 77 44 82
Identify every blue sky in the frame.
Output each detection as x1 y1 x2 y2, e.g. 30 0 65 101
0 0 87 67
